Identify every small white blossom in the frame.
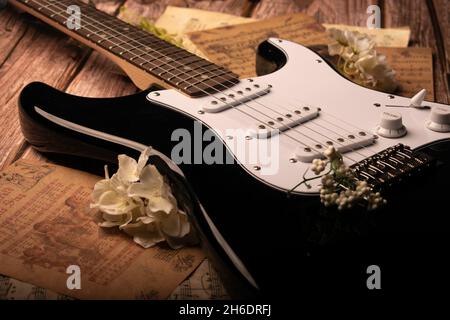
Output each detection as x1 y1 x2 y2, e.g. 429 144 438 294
321 174 335 188
367 192 387 210
324 146 340 161
311 159 327 175
310 148 387 211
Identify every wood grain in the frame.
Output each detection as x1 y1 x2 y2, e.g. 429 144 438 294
431 0 450 92
0 19 90 167
119 0 251 22
1 1 125 168
0 5 27 66
252 0 379 25
383 0 449 104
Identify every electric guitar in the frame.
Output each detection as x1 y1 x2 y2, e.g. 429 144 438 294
10 0 450 297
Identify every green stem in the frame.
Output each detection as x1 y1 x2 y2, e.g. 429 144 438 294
287 169 332 196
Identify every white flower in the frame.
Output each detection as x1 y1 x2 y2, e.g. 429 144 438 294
91 147 194 249
321 174 335 188
324 146 340 160
328 28 352 56
311 159 327 175
310 148 387 211
354 52 397 92
328 29 375 61
327 28 397 93
367 192 387 210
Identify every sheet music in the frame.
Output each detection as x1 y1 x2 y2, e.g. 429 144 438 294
378 47 434 99
187 13 329 78
154 6 255 58
169 259 229 300
323 24 411 47
0 160 204 299
1 258 228 300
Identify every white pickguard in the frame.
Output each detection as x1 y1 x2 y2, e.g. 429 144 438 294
148 38 450 195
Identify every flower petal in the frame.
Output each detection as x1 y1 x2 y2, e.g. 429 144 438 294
117 154 139 183
136 147 152 176
127 166 164 197
121 221 165 248
147 196 175 214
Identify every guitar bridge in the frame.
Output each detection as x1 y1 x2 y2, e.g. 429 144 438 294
350 144 435 189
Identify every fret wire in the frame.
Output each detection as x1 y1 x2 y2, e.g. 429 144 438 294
101 32 151 46
119 39 163 55
73 7 193 71
106 34 163 50
22 0 366 156
27 0 239 95
23 5 320 152
35 0 59 11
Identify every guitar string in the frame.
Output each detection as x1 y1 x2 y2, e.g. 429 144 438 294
28 1 314 143
252 89 379 156
270 93 381 155
30 0 379 165
77 3 371 162
30 0 378 165
30 0 358 163
27 0 379 157
45 1 386 165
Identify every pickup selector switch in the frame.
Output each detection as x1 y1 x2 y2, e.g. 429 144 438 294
426 106 450 132
377 111 407 138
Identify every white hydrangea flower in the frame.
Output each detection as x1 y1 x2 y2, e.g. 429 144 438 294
327 28 397 93
354 52 397 92
91 147 193 249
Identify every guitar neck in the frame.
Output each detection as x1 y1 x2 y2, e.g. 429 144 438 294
10 0 239 96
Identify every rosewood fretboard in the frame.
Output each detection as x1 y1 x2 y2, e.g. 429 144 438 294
12 0 240 97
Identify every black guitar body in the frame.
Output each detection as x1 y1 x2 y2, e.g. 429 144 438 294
18 41 450 298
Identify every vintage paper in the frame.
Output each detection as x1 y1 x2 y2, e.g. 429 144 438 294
155 6 256 57
323 24 411 47
0 160 204 299
1 259 228 300
187 12 328 78
378 47 434 99
169 259 229 300
186 13 432 99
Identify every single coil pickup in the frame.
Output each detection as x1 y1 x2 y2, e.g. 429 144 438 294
254 106 320 139
201 79 271 113
350 144 434 189
294 131 375 163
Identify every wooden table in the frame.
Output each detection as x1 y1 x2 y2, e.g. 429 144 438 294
0 0 449 169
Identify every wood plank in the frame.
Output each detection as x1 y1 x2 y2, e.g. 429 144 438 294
90 0 125 15
383 0 449 104
0 23 91 168
252 0 379 25
119 0 251 23
431 0 450 93
0 1 125 168
65 52 138 98
0 6 28 65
